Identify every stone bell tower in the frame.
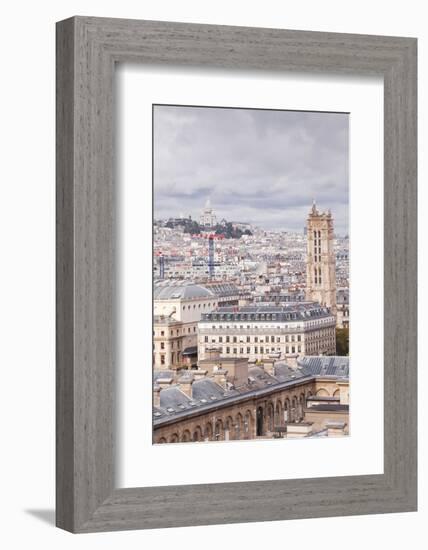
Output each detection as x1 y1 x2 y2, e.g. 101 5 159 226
306 201 337 316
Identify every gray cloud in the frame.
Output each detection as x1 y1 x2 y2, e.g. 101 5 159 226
153 105 349 235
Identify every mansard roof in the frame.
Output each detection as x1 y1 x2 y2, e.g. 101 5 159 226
200 303 333 323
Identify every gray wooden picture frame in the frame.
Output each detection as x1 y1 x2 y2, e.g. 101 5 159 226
56 16 417 533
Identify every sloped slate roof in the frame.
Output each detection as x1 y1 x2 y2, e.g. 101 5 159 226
153 357 349 425
154 282 214 300
298 356 349 378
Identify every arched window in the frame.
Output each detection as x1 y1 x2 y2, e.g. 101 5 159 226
225 417 233 440
235 413 243 440
284 400 290 423
256 407 264 436
204 422 213 441
244 411 252 438
193 426 202 442
275 401 282 427
181 430 191 442
291 397 298 421
215 419 224 441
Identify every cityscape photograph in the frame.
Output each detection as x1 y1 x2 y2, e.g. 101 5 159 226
152 104 350 444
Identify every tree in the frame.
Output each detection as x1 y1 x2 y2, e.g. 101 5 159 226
336 327 349 356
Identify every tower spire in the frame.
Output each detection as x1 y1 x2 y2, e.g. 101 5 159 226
306 206 337 317
311 199 318 215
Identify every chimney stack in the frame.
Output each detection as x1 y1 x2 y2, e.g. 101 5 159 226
287 354 299 369
178 374 194 398
213 368 228 389
263 357 276 376
156 377 173 391
153 385 161 408
193 369 208 380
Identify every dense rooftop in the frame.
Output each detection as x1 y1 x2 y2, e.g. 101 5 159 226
200 303 334 323
153 357 349 425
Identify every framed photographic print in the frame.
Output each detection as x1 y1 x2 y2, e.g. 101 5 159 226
56 16 417 532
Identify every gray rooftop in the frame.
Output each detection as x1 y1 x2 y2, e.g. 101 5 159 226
203 282 240 297
201 303 333 322
153 356 350 426
337 288 349 304
298 356 349 378
153 360 344 425
154 281 215 300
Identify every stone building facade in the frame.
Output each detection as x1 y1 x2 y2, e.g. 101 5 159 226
154 375 348 443
336 288 350 329
197 303 336 362
153 282 218 369
153 357 349 443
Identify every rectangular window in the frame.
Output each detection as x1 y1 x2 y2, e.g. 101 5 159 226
246 336 250 343
204 336 208 343
240 347 243 354
160 342 165 350
233 336 237 343
260 346 264 354
246 347 251 354
226 347 230 354
255 336 258 343
219 336 223 343
255 346 258 354
226 336 230 343
233 348 237 354
160 355 165 365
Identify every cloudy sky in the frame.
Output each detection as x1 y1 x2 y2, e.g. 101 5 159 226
153 105 349 235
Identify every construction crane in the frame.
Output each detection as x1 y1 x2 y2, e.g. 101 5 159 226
208 235 214 279
155 251 165 279
197 232 224 279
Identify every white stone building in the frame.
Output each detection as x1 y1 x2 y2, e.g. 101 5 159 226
197 303 336 363
153 282 218 369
